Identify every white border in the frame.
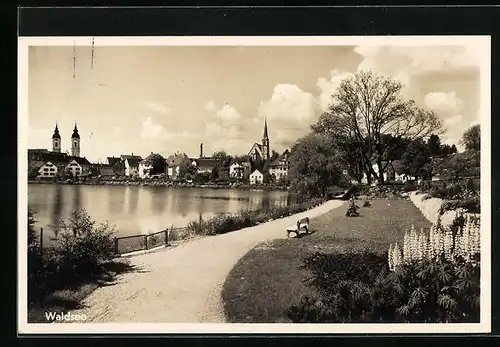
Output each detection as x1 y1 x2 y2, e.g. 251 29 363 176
18 36 492 335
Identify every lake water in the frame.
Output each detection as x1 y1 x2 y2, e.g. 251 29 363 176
28 184 293 241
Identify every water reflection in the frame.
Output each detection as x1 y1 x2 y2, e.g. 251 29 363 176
28 184 291 238
73 183 82 212
128 187 139 215
108 186 125 214
51 184 63 232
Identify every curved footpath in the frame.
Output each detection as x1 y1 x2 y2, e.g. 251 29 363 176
68 200 345 323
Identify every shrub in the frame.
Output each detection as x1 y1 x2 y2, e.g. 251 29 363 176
441 197 480 214
287 250 480 323
50 208 117 279
402 180 417 192
185 198 326 236
345 198 360 217
363 200 372 207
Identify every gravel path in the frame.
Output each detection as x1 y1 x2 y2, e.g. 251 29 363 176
68 200 345 323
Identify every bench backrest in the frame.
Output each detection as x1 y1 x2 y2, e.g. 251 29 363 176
297 217 309 229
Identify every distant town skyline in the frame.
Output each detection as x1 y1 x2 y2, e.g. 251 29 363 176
28 42 481 163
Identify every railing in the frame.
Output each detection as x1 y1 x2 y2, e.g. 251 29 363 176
113 227 190 255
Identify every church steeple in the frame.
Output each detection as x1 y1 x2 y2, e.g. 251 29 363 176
52 123 61 153
262 119 270 160
71 122 80 157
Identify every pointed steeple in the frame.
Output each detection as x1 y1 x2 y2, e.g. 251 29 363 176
263 118 269 139
52 123 61 139
71 122 80 139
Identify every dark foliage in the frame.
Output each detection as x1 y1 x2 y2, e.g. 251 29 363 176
287 251 480 323
345 198 360 217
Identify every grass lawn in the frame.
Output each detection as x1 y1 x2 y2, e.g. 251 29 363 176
28 260 137 323
221 198 432 323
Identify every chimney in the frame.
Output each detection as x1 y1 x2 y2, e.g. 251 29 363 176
200 143 203 158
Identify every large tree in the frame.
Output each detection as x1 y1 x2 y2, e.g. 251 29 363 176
401 138 432 180
142 153 167 175
427 134 442 157
288 133 343 199
312 70 443 184
461 124 480 151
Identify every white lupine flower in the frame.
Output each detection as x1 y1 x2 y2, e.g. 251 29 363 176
393 242 403 268
403 229 410 262
428 224 436 260
388 243 394 271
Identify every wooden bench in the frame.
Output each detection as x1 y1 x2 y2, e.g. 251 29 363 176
286 217 310 238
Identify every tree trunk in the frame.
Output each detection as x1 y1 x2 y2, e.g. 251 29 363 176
377 159 385 185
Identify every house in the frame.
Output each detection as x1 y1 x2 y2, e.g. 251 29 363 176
97 165 115 179
121 154 143 177
65 160 83 177
241 161 252 177
193 157 222 174
38 161 58 178
391 159 416 182
229 161 245 179
361 160 415 184
269 150 290 182
107 156 125 176
248 119 270 161
250 169 264 185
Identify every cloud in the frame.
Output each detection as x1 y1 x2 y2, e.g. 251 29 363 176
424 92 463 114
258 84 318 123
354 45 480 78
205 100 216 111
443 114 464 127
316 69 353 112
216 103 241 121
204 122 242 138
140 117 164 139
140 101 171 114
469 119 480 127
256 84 319 149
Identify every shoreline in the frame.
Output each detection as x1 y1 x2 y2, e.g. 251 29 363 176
27 180 289 191
66 199 345 323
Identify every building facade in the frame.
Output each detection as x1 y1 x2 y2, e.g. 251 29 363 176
248 119 270 161
250 169 264 185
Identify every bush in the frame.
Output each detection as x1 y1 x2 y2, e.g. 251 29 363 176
186 197 327 236
402 180 417 192
363 200 372 207
287 250 480 323
50 208 117 279
441 197 480 214
345 198 360 217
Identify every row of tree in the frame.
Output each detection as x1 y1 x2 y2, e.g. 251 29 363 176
286 70 481 198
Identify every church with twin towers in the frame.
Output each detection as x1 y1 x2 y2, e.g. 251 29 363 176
51 123 81 157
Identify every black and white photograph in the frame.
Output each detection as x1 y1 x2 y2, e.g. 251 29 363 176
18 35 491 334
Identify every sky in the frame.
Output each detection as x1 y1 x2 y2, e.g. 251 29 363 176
27 43 482 163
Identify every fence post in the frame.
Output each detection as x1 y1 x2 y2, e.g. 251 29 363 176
144 235 148 250
40 227 43 258
164 229 168 247
114 237 119 254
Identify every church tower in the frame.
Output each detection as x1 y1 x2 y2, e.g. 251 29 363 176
52 123 61 153
262 119 270 160
71 123 80 157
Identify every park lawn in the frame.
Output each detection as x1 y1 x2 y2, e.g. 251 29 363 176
221 198 432 323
